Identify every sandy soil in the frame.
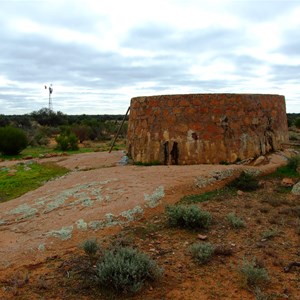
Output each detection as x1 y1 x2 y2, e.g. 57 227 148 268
0 150 294 299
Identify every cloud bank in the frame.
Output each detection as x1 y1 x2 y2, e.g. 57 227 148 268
0 0 299 114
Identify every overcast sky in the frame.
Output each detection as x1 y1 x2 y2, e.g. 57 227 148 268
0 0 299 115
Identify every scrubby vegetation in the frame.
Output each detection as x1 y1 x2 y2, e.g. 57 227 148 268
55 131 79 151
268 155 300 178
0 108 128 159
239 258 269 288
166 205 211 229
228 171 259 191
0 126 28 155
189 242 215 264
82 239 100 257
226 212 246 229
95 247 163 294
287 113 300 128
286 155 300 172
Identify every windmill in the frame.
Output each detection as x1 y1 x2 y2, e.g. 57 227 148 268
44 84 53 111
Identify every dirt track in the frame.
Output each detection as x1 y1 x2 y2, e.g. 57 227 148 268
0 150 288 274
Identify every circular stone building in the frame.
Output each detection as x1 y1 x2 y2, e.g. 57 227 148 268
127 94 289 165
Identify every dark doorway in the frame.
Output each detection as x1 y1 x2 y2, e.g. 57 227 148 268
163 141 169 165
170 142 179 165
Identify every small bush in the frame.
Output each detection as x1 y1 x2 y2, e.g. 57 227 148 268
228 171 259 192
189 242 215 264
72 125 91 143
82 239 99 257
0 126 28 155
239 258 269 287
286 155 300 172
226 212 245 229
55 132 79 151
261 229 278 240
96 247 163 293
31 127 51 146
166 205 212 229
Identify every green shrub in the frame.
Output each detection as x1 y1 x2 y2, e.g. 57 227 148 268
166 205 211 229
55 132 78 151
82 239 99 257
239 258 269 287
226 212 245 229
0 126 28 155
286 155 300 172
96 247 163 293
261 229 278 240
295 117 300 129
228 171 259 192
189 242 215 264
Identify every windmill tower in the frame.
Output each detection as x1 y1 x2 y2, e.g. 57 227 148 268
45 84 53 111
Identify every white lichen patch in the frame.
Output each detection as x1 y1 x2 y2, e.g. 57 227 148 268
76 219 88 230
7 204 37 220
105 213 115 222
210 168 237 180
81 198 94 207
47 225 73 240
291 182 300 195
88 220 104 230
31 179 120 215
144 186 165 208
105 195 111 202
38 244 45 251
43 196 66 214
121 205 144 221
0 219 6 226
88 213 124 230
195 168 239 188
195 176 216 188
95 195 104 202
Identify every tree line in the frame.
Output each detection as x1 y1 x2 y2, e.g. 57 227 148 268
0 108 128 155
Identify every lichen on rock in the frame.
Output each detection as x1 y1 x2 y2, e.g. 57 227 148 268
47 225 74 240
121 205 144 221
8 203 37 220
76 219 88 230
144 186 165 208
291 182 300 195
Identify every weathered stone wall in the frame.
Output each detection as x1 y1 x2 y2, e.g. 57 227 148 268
127 94 289 165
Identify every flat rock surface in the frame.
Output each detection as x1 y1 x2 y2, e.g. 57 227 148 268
0 151 287 273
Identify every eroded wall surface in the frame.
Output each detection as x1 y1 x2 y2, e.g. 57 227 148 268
127 94 289 165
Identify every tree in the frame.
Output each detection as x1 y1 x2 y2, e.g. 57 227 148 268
30 108 67 127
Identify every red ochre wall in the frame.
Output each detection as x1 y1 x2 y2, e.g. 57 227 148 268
127 94 289 165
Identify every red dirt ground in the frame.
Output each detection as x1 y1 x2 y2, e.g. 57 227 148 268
0 150 299 299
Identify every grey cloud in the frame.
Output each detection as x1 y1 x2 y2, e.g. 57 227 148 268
228 1 300 21
269 64 300 82
0 0 104 32
122 25 246 54
279 28 300 57
0 1 299 114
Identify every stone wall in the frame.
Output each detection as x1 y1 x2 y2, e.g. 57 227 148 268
127 94 289 165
